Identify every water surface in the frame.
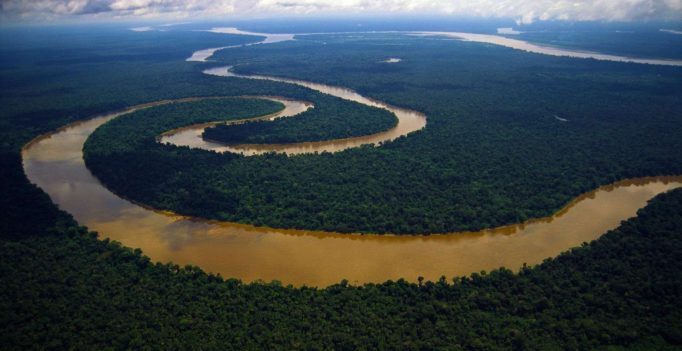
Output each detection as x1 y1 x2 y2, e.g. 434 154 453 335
161 66 427 155
21 27 682 287
188 27 682 66
159 97 314 155
23 107 682 286
187 27 295 62
416 31 682 66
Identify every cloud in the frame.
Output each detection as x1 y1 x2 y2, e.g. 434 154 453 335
2 0 682 23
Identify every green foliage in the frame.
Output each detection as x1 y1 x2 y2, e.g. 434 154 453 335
84 33 682 234
85 98 285 155
0 24 682 350
202 99 397 144
0 152 73 240
0 27 262 152
2 189 682 349
515 24 682 60
1 24 682 350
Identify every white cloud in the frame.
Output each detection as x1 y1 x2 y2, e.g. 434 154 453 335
2 0 682 23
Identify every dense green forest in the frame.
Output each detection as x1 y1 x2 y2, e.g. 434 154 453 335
86 98 285 154
2 24 682 349
3 183 682 349
201 98 397 144
0 27 259 150
82 33 682 234
512 22 682 60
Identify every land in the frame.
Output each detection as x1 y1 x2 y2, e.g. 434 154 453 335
83 33 682 234
1 23 682 349
201 96 397 144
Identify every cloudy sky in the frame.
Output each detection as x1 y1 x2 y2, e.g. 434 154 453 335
2 0 682 24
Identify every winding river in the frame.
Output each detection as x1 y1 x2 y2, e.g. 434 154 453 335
22 98 682 286
158 96 316 155
21 28 682 287
160 66 426 155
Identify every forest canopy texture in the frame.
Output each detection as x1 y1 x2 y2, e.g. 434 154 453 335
82 34 682 234
2 184 682 349
1 25 682 349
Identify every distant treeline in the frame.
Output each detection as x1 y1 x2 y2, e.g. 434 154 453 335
83 34 682 234
2 26 682 350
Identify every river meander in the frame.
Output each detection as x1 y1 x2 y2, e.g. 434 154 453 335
20 28 682 286
159 66 427 155
22 103 682 286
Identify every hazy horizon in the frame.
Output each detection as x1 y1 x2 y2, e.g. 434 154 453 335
2 0 682 26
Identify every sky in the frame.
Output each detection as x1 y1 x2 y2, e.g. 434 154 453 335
2 0 682 25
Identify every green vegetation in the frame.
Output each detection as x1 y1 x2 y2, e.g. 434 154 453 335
0 27 263 150
83 33 682 234
202 99 397 144
85 98 285 155
3 185 682 349
2 25 682 349
514 22 682 60
84 97 397 222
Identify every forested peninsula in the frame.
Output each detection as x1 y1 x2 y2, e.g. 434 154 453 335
82 35 682 234
201 97 397 144
2 26 682 349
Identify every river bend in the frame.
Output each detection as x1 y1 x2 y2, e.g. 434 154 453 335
20 28 682 286
22 102 682 286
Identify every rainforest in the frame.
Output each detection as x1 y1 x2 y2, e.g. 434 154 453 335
2 15 682 350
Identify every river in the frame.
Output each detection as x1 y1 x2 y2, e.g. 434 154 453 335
186 27 295 62
20 28 682 287
22 102 682 286
187 27 682 66
159 66 427 155
415 31 682 66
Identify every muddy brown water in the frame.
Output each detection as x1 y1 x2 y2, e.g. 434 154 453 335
160 66 427 155
22 100 682 286
22 30 682 285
